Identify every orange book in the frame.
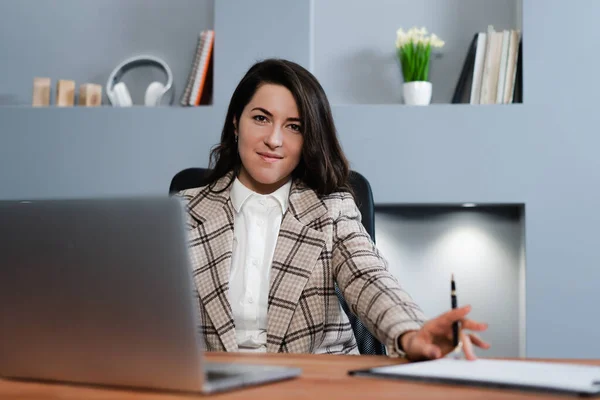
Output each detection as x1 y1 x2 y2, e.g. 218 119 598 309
192 30 214 106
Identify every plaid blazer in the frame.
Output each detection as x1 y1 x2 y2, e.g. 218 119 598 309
176 172 426 356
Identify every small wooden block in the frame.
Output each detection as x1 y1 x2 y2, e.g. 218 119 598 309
78 83 103 106
56 79 75 107
32 77 51 106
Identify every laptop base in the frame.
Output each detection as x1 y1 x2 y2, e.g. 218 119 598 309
203 362 302 393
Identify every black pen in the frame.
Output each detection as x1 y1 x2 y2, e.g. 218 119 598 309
451 273 459 348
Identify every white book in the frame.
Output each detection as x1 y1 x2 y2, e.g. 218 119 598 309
469 32 487 105
353 358 600 396
495 30 511 104
479 28 504 104
503 30 521 104
180 33 205 106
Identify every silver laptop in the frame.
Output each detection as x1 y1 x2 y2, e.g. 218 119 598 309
0 196 301 394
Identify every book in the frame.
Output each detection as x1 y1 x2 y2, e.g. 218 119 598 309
495 30 511 104
180 33 204 106
452 27 522 104
513 38 523 103
479 26 504 104
189 30 214 106
503 30 522 104
180 30 215 106
451 33 477 104
469 32 488 104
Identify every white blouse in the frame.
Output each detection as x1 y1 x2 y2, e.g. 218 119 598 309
228 177 291 352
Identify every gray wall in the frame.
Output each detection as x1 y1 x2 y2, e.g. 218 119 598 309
213 0 312 105
313 0 522 104
332 101 600 358
374 207 524 358
1 0 600 360
0 0 214 106
523 0 600 106
0 106 223 199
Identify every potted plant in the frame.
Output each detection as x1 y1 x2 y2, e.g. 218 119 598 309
396 27 445 105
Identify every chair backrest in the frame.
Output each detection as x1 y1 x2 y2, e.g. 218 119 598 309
169 168 386 355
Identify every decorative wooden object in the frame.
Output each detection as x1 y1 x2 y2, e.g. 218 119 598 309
32 77 51 106
78 83 102 106
55 79 75 107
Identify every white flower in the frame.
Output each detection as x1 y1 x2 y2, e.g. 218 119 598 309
395 26 445 49
429 33 445 48
396 28 409 48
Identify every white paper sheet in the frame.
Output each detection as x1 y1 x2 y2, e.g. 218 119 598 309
369 359 600 394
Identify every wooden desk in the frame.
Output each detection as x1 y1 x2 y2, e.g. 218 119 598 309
1 353 599 399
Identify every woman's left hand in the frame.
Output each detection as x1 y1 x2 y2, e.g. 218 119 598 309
399 305 490 361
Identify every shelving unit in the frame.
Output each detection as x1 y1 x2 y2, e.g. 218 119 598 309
0 0 523 109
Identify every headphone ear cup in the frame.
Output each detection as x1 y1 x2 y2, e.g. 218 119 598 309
113 82 133 107
144 81 166 106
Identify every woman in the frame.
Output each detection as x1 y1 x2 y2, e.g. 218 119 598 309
177 58 490 360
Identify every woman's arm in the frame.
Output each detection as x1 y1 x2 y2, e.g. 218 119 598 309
331 193 426 357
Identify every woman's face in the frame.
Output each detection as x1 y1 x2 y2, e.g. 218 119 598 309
235 83 304 194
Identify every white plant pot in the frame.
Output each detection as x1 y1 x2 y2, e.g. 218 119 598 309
403 81 432 105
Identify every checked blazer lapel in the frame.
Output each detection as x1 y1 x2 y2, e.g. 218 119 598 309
185 173 238 352
266 181 327 353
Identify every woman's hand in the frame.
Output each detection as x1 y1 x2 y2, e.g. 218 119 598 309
399 305 490 361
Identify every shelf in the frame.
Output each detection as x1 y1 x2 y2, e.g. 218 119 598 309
0 0 215 108
313 0 523 105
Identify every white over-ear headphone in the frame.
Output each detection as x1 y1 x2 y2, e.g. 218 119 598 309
106 55 174 107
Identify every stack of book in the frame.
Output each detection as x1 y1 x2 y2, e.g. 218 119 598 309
452 25 522 104
180 30 215 106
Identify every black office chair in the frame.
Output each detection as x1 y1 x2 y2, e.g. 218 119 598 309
169 168 387 355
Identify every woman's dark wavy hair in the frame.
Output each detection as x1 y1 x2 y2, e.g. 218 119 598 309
205 58 352 197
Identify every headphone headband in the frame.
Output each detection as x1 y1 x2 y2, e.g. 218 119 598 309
106 55 174 105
